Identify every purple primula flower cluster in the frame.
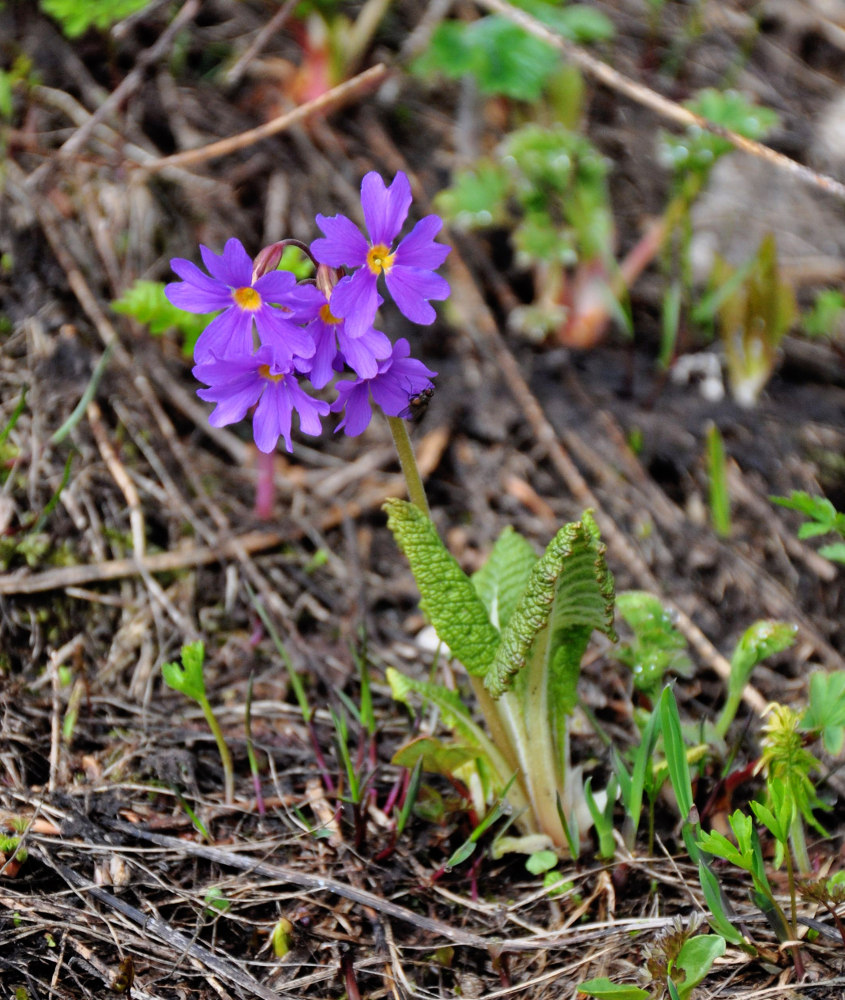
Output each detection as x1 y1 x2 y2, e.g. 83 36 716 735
166 172 448 454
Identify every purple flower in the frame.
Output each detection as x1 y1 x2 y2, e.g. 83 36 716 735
303 297 393 386
311 172 451 340
166 238 323 364
193 344 330 453
330 338 437 437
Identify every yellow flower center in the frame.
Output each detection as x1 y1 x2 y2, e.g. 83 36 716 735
233 286 262 311
258 364 284 383
319 303 342 325
366 243 395 276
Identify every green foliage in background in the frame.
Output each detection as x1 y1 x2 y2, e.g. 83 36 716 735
40 0 153 37
412 0 613 101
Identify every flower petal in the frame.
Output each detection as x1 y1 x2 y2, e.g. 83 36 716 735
312 214 369 267
396 216 451 269
304 319 339 389
200 239 253 288
330 270 380 340
253 381 292 453
385 266 450 325
193 307 255 362
361 171 412 246
197 371 264 428
255 306 316 360
331 380 373 436
289 379 330 436
165 277 231 313
253 269 298 303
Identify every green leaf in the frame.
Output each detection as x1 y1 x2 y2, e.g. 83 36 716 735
434 161 511 232
803 670 845 754
384 499 500 677
484 512 615 698
525 849 558 875
576 978 649 1000
697 828 750 872
112 280 216 355
386 667 517 806
391 736 479 777
471 527 538 630
697 859 744 944
413 17 560 101
729 620 797 698
659 686 693 821
161 640 207 703
615 591 691 696
524 1 614 44
386 669 490 750
819 541 845 564
40 0 151 37
674 935 726 1000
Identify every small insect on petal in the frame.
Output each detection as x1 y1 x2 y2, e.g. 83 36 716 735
400 385 434 421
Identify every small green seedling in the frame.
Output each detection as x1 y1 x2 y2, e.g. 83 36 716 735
703 234 797 407
436 123 617 346
203 886 231 916
614 591 691 701
161 641 234 805
715 620 797 739
270 917 295 958
705 423 731 537
802 289 845 339
771 491 845 565
578 922 726 1000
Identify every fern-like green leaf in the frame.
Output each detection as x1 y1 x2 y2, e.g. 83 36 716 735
485 512 615 698
384 499 500 676
471 526 538 630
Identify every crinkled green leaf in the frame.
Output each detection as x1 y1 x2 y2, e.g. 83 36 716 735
485 511 615 699
384 499 500 677
471 526 538 630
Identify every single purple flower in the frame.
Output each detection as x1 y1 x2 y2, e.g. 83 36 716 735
311 171 451 340
166 238 322 364
330 338 437 437
193 344 330 453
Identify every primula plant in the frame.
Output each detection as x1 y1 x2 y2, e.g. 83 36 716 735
165 170 621 857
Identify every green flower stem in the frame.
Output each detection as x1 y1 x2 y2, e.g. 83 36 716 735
198 694 235 805
386 415 430 517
